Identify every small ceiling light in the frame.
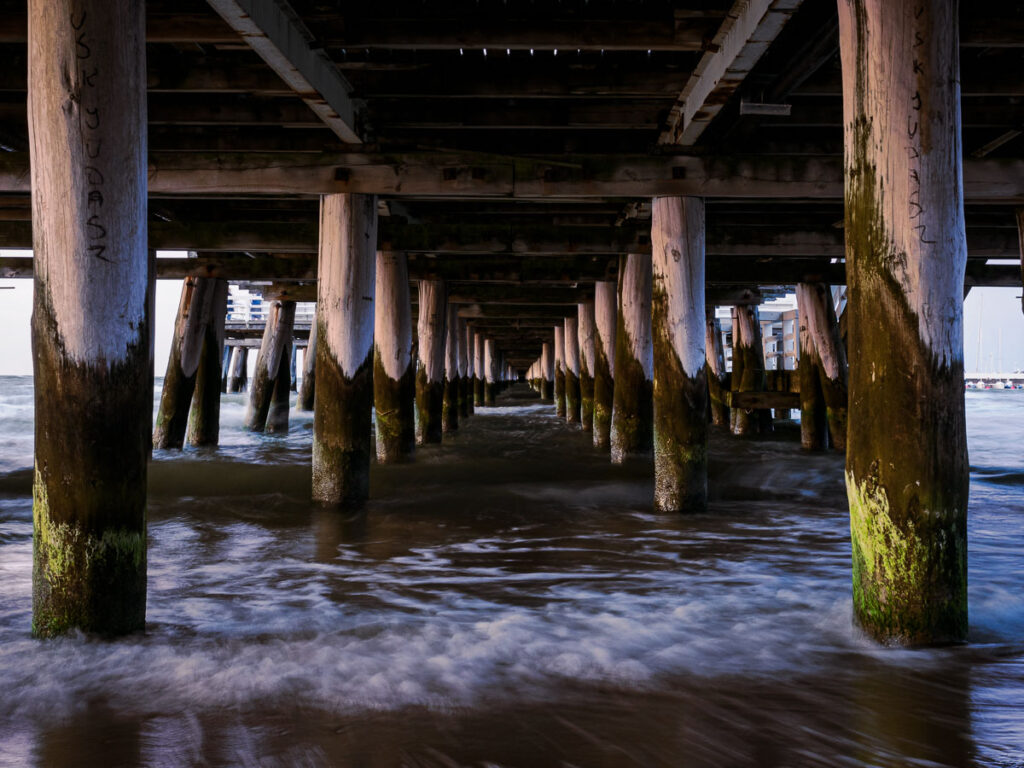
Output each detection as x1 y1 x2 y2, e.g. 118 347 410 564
483 48 488 56
459 48 464 55
553 49 558 56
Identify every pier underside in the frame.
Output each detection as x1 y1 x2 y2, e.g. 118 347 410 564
3 0 1023 644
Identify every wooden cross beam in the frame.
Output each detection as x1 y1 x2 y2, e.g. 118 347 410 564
205 0 363 143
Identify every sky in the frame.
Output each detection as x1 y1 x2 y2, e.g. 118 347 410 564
1 250 1022 376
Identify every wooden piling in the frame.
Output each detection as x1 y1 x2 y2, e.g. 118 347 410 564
473 332 485 406
416 279 447 441
611 254 654 463
244 300 296 432
839 0 968 644
374 251 415 463
458 318 472 418
564 317 582 423
705 310 730 427
484 338 498 406
29 0 150 636
226 347 245 392
554 325 566 417
578 301 596 432
731 305 770 436
313 193 377 508
443 303 460 432
798 282 848 450
540 341 554 401
651 197 708 512
266 328 293 434
796 284 829 451
154 277 205 449
298 322 317 411
221 345 231 393
186 278 229 447
593 281 617 450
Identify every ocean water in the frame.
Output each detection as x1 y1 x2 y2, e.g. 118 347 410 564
0 377 1022 767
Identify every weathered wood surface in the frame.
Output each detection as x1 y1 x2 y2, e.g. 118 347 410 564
611 253 654 463
592 280 617 450
28 0 150 637
839 0 968 645
245 299 296 431
313 193 377 507
2 151 1022 200
725 390 800 410
416 279 447 438
186 278 229 446
661 0 804 146
206 0 362 144
374 251 415 462
651 197 708 512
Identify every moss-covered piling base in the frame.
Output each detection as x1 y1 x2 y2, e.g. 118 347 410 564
416 370 445 443
313 346 374 508
610 349 653 463
374 353 416 463
565 372 581 423
579 369 594 432
442 378 460 432
32 314 151 637
266 338 292 434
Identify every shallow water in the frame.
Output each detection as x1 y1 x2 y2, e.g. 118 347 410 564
1 377 1022 767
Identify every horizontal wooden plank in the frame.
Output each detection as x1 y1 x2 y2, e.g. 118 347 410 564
725 390 800 409
1 151 1021 201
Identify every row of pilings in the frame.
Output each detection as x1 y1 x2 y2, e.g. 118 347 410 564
154 256 516 460
25 0 969 647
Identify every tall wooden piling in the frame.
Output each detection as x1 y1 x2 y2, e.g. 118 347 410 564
651 197 708 513
244 300 296 432
443 303 460 432
553 325 566 417
154 277 206 449
798 282 849 450
266 327 293 434
564 317 582 423
839 0 968 644
29 0 150 636
611 254 654 463
484 338 498 406
186 278 229 447
540 341 555 401
221 345 231 393
473 332 485 406
374 251 415 462
797 286 827 451
458 318 472 418
313 193 377 508
298 323 317 411
705 310 730 427
731 306 770 436
416 280 447 442
578 302 596 432
593 281 617 450
226 346 246 392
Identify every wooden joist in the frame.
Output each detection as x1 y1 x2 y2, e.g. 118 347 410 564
660 0 805 146
206 0 363 143
1 152 1022 201
725 390 800 410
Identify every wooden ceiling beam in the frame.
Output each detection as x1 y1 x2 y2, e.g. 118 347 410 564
0 151 1021 201
206 0 363 143
660 0 804 146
